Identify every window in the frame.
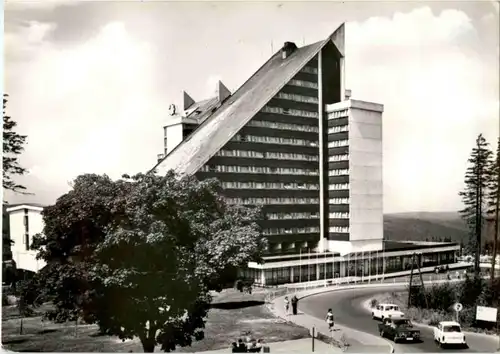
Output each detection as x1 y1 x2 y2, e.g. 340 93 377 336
23 215 29 233
301 66 318 74
25 233 29 251
328 125 349 134
221 182 319 190
329 226 350 233
329 212 350 219
247 120 318 133
328 183 349 190
288 79 318 89
200 164 318 176
263 226 320 235
328 140 349 148
226 197 319 205
327 109 349 120
328 154 349 162
232 134 318 147
277 92 318 104
267 212 320 220
262 106 319 118
328 169 349 176
216 149 318 161
329 198 350 204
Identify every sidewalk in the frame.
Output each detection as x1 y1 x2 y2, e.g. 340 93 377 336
268 295 392 353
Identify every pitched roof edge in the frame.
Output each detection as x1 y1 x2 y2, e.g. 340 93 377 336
328 22 345 57
149 48 285 175
150 25 345 176
181 39 329 176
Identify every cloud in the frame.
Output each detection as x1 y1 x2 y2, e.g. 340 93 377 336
4 21 163 204
4 5 498 213
5 0 81 11
345 7 499 212
491 0 500 14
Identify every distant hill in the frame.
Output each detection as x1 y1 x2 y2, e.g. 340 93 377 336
384 212 469 244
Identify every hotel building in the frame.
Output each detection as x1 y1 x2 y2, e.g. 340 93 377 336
151 24 460 286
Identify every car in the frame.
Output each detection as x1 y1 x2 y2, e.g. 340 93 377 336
372 303 405 321
433 321 468 348
378 317 421 343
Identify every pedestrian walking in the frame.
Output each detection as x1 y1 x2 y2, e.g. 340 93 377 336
325 308 335 331
291 295 298 315
284 296 290 315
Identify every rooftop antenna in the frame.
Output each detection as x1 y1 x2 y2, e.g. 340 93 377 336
271 40 274 54
303 36 305 46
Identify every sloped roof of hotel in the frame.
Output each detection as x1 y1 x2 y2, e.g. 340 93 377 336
184 97 220 124
151 24 345 176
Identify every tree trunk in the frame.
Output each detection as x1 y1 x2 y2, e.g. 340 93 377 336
140 323 157 352
476 150 484 276
475 172 481 275
141 338 155 353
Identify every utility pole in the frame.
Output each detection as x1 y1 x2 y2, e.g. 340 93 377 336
408 252 428 309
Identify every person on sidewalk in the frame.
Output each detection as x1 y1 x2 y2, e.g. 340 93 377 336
237 338 247 352
284 296 290 315
291 295 299 315
325 308 335 331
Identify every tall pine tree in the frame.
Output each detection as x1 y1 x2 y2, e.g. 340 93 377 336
487 137 500 280
3 94 28 192
459 134 493 275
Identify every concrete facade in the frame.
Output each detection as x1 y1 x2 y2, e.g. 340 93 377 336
6 204 46 273
325 99 384 254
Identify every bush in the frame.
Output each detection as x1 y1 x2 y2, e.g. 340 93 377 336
370 298 378 308
459 276 485 307
458 307 476 328
404 276 500 332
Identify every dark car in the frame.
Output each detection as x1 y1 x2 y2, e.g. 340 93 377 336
378 318 421 343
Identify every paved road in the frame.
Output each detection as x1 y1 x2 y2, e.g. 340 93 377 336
299 286 500 353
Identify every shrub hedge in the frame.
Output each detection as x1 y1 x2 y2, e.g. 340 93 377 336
406 276 500 330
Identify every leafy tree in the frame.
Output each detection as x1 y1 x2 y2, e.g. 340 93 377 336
459 134 493 274
3 94 28 193
30 172 266 352
487 137 500 281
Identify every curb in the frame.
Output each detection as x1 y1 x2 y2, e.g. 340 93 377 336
360 297 499 341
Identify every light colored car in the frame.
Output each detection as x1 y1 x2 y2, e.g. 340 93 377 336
433 321 467 348
372 303 405 321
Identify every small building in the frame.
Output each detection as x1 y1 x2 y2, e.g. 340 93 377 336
6 203 46 274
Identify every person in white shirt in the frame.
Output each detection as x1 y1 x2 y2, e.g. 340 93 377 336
325 308 335 331
284 296 290 315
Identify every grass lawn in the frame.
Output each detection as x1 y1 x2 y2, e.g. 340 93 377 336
2 288 310 352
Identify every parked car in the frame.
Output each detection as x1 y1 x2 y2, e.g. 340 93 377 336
372 303 405 321
433 321 467 348
378 318 421 343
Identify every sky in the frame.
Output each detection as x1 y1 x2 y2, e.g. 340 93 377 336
3 0 499 213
